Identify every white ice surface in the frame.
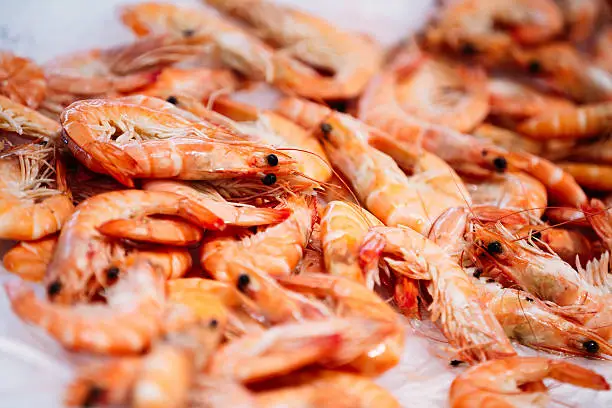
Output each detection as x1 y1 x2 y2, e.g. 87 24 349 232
0 0 611 407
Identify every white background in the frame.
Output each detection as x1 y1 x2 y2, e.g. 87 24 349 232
0 1 611 407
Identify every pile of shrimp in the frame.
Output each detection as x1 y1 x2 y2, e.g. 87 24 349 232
3 0 612 407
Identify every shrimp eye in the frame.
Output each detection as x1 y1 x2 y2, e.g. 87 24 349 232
487 241 503 255
237 273 251 292
209 318 219 329
61 133 69 145
493 156 507 172
166 95 178 105
320 122 333 137
449 359 463 367
527 60 542 74
525 297 534 302
328 100 348 113
583 340 599 353
47 280 62 297
473 269 482 279
183 29 195 38
266 154 279 166
262 173 277 186
460 42 477 56
83 385 105 407
106 266 120 281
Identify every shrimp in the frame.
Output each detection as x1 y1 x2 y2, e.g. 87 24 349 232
275 273 405 375
537 226 603 265
488 77 574 120
449 356 609 408
0 51 46 109
5 258 165 354
517 102 612 139
466 171 547 218
555 0 601 42
201 195 328 323
360 225 516 363
138 67 239 101
0 142 74 240
65 358 142 407
143 180 290 226
0 95 61 141
559 162 612 191
205 0 383 100
254 370 399 408
512 42 612 103
212 98 332 183
60 98 297 187
302 109 469 235
483 284 612 358
3 235 57 282
209 317 395 383
44 189 223 304
320 201 383 284
97 216 203 246
384 48 489 132
424 0 563 61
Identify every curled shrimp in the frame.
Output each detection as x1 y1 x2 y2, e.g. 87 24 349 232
483 284 612 358
143 180 291 226
361 225 516 363
0 142 74 240
212 98 332 183
449 356 609 408
0 95 61 142
205 0 383 99
0 51 46 109
5 258 165 354
60 98 297 187
44 189 223 304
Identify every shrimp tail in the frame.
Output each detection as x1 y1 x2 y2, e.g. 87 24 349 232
548 360 610 390
97 217 204 246
177 198 226 231
86 141 142 187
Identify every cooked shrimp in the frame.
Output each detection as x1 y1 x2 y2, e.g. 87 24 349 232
3 235 57 282
212 98 332 183
6 258 165 354
488 77 574 119
0 142 74 240
360 225 516 363
276 273 404 375
205 0 383 99
559 162 612 191
518 102 612 139
60 98 296 187
424 0 563 60
143 180 290 226
138 67 239 101
254 370 399 408
97 216 203 246
384 48 489 132
209 317 394 383
65 358 142 407
537 226 602 265
201 195 327 323
512 42 612 103
466 171 547 218
449 356 609 408
0 51 46 109
0 95 61 141
483 285 612 358
44 189 223 304
320 201 382 284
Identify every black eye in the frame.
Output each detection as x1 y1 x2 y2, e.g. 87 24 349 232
237 273 251 292
320 122 333 136
262 173 277 186
525 297 534 302
583 340 599 353
460 42 477 56
487 241 503 255
83 385 105 407
450 359 463 367
493 156 507 172
47 280 62 297
106 266 120 281
166 95 178 105
473 269 482 279
183 29 195 38
527 60 542 74
209 318 219 329
266 154 279 166
61 134 69 145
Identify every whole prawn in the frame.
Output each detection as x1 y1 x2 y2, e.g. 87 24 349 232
0 51 47 109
